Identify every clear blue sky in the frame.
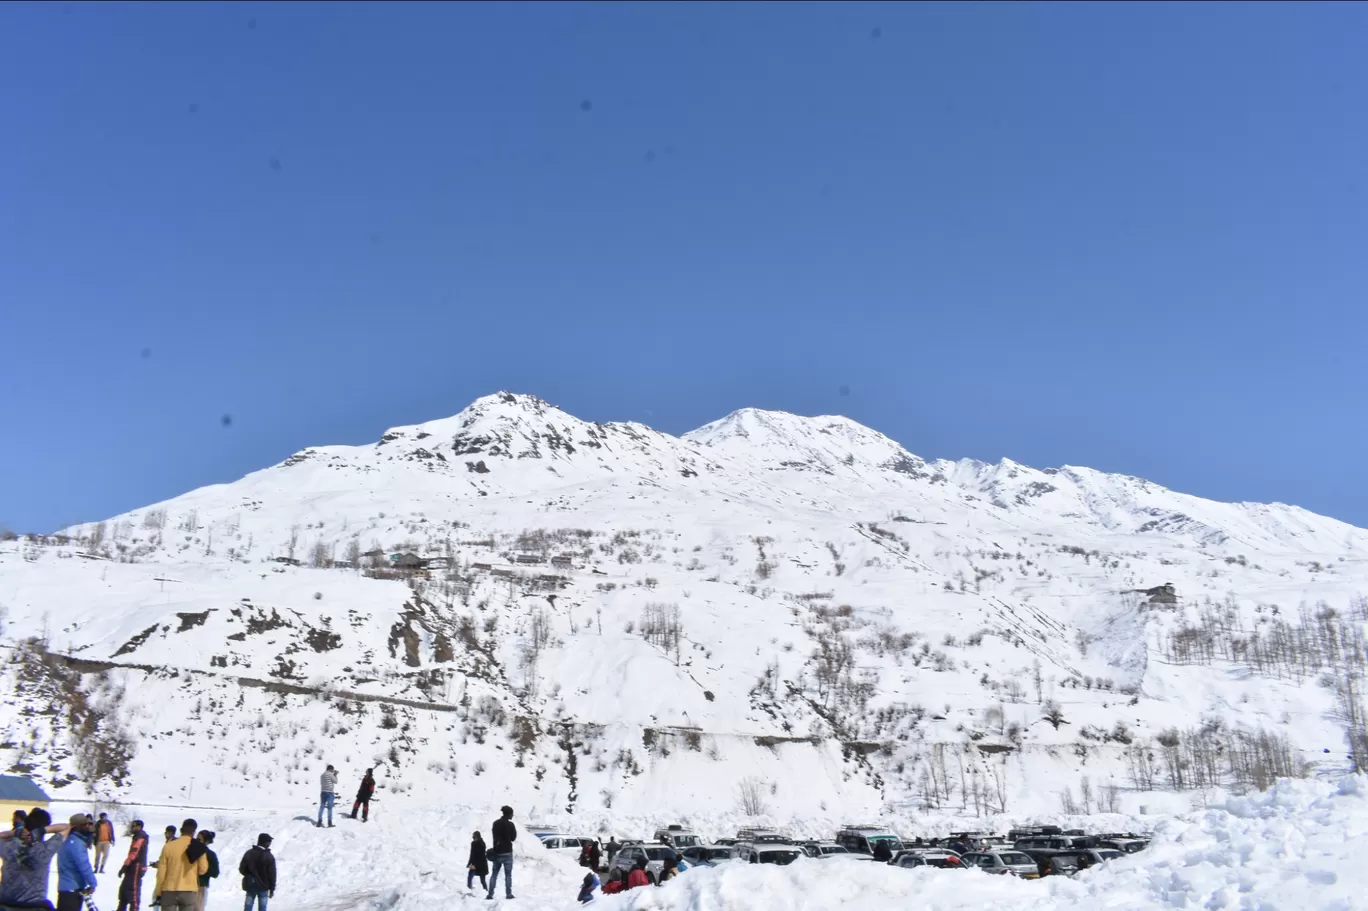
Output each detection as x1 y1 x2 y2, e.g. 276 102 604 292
3 1 1366 533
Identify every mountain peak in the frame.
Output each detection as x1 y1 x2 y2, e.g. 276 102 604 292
685 407 928 478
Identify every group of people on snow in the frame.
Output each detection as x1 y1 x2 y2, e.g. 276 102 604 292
0 808 275 911
315 765 376 828
464 806 518 901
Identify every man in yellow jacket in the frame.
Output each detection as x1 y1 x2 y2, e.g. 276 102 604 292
152 820 208 911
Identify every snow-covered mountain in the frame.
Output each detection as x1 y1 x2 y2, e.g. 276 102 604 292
3 391 1366 829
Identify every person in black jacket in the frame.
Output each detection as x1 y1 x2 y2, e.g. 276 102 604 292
350 769 376 822
466 831 488 893
484 806 516 901
195 832 218 911
238 834 276 911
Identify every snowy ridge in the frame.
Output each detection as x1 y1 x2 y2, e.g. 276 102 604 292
1 391 1367 828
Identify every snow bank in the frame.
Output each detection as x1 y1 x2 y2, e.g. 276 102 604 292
607 777 1368 911
72 776 1362 911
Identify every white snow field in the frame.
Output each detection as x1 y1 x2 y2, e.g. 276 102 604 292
49 775 1368 911
3 391 1368 909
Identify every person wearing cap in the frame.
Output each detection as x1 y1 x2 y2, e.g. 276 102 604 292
238 834 276 911
0 808 73 910
57 814 98 911
152 819 208 911
117 820 150 911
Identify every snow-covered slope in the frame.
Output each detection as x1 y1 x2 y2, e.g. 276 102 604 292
2 391 1367 829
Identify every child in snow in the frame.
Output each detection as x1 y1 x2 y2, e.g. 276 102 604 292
576 871 600 904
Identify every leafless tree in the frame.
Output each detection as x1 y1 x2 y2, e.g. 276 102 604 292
87 521 106 553
738 776 768 816
1042 699 1065 729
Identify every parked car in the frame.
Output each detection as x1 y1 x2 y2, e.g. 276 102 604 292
1098 837 1149 854
1076 848 1124 869
1007 825 1062 842
1035 851 1089 877
654 826 704 849
798 842 851 859
1014 836 1078 852
679 845 736 868
835 825 905 857
959 851 1040 879
610 844 684 882
892 849 964 869
538 834 600 855
736 843 804 866
735 827 785 842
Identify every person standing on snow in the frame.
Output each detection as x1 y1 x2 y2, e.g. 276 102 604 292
350 768 375 822
466 831 489 893
57 814 98 911
194 831 218 911
238 834 276 911
117 820 151 911
604 837 620 868
317 765 339 828
152 819 208 911
484 806 517 901
0 809 73 910
93 813 116 874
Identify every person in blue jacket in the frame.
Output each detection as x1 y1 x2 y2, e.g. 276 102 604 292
576 871 599 904
57 814 98 911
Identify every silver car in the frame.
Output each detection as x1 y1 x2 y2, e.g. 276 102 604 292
960 851 1040 879
610 843 683 882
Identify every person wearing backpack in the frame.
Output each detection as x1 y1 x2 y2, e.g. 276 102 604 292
239 834 276 911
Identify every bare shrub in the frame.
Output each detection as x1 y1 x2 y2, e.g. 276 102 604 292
738 776 768 816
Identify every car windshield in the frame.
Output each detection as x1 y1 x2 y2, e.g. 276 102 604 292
674 836 701 847
1098 851 1123 860
644 848 678 861
703 849 733 860
1121 842 1147 854
1000 853 1034 865
757 851 801 865
820 846 848 855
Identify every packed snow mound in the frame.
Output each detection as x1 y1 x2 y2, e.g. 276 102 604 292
617 777 1368 911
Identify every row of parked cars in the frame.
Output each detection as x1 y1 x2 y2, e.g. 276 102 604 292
532 822 1150 881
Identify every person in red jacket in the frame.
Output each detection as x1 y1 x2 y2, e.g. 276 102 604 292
116 820 150 911
626 858 651 890
350 769 376 823
601 870 626 895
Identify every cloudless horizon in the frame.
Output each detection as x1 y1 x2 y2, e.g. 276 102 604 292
3 1 1367 533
